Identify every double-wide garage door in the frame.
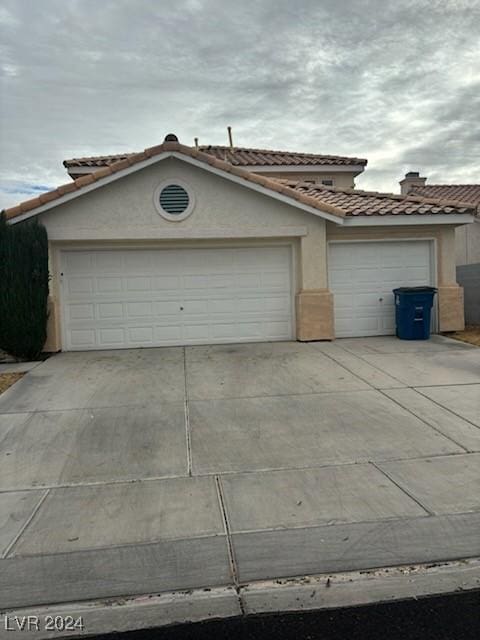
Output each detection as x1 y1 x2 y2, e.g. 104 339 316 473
329 240 435 338
61 246 293 350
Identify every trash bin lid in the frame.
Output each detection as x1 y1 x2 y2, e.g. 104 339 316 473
393 286 437 294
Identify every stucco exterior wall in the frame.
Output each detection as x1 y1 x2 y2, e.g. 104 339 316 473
256 170 357 189
39 158 325 247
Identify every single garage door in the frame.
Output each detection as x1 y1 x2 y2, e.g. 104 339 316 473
60 246 293 350
329 240 434 338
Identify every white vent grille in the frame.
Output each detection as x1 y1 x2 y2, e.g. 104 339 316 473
159 184 189 215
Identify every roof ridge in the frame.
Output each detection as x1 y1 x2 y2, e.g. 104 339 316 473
64 145 368 167
198 145 367 161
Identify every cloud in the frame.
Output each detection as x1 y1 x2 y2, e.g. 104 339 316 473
1 0 479 209
0 180 54 210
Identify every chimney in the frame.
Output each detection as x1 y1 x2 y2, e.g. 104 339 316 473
227 126 233 149
194 137 199 149
399 171 427 196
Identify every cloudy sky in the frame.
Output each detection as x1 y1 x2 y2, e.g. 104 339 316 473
1 0 479 209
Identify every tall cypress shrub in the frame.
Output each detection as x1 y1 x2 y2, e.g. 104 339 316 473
0 212 49 359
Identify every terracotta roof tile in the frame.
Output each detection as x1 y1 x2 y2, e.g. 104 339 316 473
276 180 476 217
408 184 480 208
56 182 79 195
64 145 368 169
38 191 60 205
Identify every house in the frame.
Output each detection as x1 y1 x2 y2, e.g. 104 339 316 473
4 135 476 352
400 172 480 266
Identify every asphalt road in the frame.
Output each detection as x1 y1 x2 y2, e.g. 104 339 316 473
92 590 480 640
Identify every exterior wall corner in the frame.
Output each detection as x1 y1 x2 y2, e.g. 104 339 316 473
296 289 334 341
438 285 465 332
43 295 62 352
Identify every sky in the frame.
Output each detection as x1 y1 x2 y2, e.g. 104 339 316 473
1 0 479 210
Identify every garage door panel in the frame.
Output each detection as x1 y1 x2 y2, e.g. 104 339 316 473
98 302 123 319
99 328 125 346
95 253 123 271
67 303 95 321
65 252 93 272
70 329 96 348
329 241 433 338
67 277 94 294
126 301 153 317
128 327 154 344
96 277 123 293
154 325 183 342
354 269 379 284
151 275 181 291
61 247 293 350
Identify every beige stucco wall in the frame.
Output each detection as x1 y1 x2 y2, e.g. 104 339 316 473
39 158 331 350
256 170 357 189
39 158 325 246
455 220 480 266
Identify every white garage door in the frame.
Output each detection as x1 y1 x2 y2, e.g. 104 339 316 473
329 240 434 338
60 246 293 350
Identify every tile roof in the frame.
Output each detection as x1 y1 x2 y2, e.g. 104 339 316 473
4 142 344 221
277 180 476 216
63 146 368 169
64 153 137 168
3 142 475 222
408 185 480 208
197 146 368 167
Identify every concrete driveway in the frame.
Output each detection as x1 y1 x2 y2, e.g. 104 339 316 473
1 336 479 618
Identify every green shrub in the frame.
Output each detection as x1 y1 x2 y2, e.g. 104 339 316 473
0 212 49 359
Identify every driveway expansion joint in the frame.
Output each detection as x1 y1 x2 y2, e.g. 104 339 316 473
414 386 480 431
214 475 245 614
370 462 434 517
3 489 50 559
183 347 193 477
377 388 471 453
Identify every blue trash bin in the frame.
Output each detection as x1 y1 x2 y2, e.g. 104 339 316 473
393 287 437 340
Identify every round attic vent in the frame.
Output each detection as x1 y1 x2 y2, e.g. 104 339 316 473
154 180 195 221
164 133 178 142
160 184 189 214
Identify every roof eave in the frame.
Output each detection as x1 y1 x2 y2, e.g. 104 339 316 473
342 213 475 226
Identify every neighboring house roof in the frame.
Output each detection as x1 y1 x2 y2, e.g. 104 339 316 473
408 185 480 209
3 141 475 223
63 146 368 169
277 180 476 217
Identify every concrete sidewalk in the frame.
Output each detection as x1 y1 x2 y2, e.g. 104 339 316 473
0 336 479 617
